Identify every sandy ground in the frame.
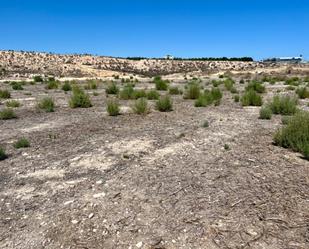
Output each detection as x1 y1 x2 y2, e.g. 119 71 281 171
0 75 309 249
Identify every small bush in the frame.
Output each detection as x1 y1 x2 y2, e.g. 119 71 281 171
33 75 43 82
241 90 263 106
155 79 169 91
195 92 214 107
224 78 235 91
62 82 72 91
202 120 209 128
105 82 119 95
234 95 240 102
106 99 120 116
132 98 149 115
281 116 292 125
259 106 272 120
11 82 23 90
119 84 135 99
6 100 21 108
245 81 266 93
274 111 309 160
14 138 30 149
210 87 223 101
269 95 298 115
169 86 182 95
156 95 173 112
69 87 92 108
296 87 309 99
285 77 300 86
184 83 200 99
146 90 160 100
133 89 147 99
84 80 97 90
0 147 8 161
0 89 11 99
46 81 59 90
0 108 17 120
239 79 245 84
286 85 295 91
37 97 55 112
224 144 230 150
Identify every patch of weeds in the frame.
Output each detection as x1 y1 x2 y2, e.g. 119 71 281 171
169 86 182 95
154 77 169 91
14 138 30 149
84 80 97 90
106 99 120 116
62 81 72 91
241 90 263 106
46 80 59 90
268 95 298 115
184 83 200 99
156 95 173 112
0 108 17 120
0 89 11 99
274 111 309 160
234 95 240 102
11 82 23 90
281 116 292 125
286 85 295 91
245 80 266 93
119 84 135 99
146 90 160 100
93 92 99 96
259 106 272 120
224 78 235 91
132 89 147 99
6 100 21 108
69 86 92 108
0 147 8 161
37 97 55 112
132 98 149 115
105 82 119 95
296 87 309 99
33 75 43 82
285 77 300 86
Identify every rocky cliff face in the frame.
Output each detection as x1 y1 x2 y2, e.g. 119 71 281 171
0 50 279 78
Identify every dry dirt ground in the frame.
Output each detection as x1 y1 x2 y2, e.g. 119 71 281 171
0 75 308 249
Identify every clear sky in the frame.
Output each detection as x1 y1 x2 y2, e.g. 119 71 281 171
1 0 308 60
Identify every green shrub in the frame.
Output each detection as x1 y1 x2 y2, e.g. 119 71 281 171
239 79 245 84
259 106 272 120
0 89 11 99
210 87 223 101
286 85 295 91
269 95 298 115
224 144 230 150
224 78 235 91
285 77 300 86
119 84 135 99
84 80 97 90
241 90 263 106
133 89 147 99
274 111 309 160
281 116 292 125
0 108 17 120
245 81 266 93
234 95 240 102
11 82 23 90
37 97 55 112
156 95 173 112
106 99 120 116
155 79 169 91
46 81 59 90
33 75 43 82
0 147 8 161
62 82 72 91
69 87 92 108
14 138 30 149
6 100 21 108
184 83 200 99
296 87 309 99
169 86 182 95
105 82 119 94
132 98 149 115
146 90 160 100
194 92 214 107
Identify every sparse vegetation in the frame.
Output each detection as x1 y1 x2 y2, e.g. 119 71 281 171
132 98 149 115
11 82 24 90
132 89 147 99
156 95 173 112
119 84 135 99
0 108 17 120
259 106 272 120
274 111 309 160
241 89 263 106
106 99 120 116
183 83 200 99
268 95 298 115
146 89 160 100
6 100 21 108
202 120 209 128
69 86 92 108
33 75 43 82
169 86 182 95
245 81 266 93
14 138 30 149
234 95 240 102
296 87 309 99
0 147 8 161
105 82 119 95
46 80 59 89
62 82 72 91
154 76 169 91
0 89 11 99
84 80 97 90
37 97 55 112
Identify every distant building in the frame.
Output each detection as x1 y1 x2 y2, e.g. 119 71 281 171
263 55 304 64
165 55 174 60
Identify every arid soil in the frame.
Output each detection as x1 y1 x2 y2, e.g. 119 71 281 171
0 60 309 249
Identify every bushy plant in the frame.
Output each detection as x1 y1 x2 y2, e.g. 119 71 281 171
46 80 59 90
119 84 135 99
14 138 30 149
37 97 55 112
194 92 214 107
84 80 97 90
69 87 92 108
285 77 300 86
11 82 23 90
224 78 235 91
210 87 223 101
106 99 120 116
105 82 119 94
274 111 309 160
156 95 173 112
169 86 182 95
259 106 272 120
6 100 21 108
234 95 240 102
155 79 169 91
0 147 8 161
0 108 17 120
0 89 11 99
296 87 309 99
62 82 72 91
133 89 147 99
183 83 200 99
241 90 263 106
132 98 149 115
33 75 43 82
245 81 266 93
146 89 160 100
269 95 298 115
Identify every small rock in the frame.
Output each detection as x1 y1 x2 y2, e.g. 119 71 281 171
136 241 143 248
93 192 106 198
88 213 94 219
71 219 79 224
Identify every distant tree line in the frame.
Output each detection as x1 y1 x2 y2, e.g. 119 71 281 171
125 57 254 62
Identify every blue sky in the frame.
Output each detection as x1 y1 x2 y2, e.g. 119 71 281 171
1 0 308 60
